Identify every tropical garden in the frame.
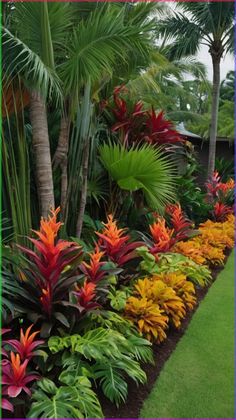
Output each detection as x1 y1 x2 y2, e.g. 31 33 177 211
1 1 235 418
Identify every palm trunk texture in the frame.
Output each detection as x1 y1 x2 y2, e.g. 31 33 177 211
29 91 55 217
207 56 221 178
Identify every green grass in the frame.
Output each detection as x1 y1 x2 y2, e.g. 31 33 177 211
140 251 235 419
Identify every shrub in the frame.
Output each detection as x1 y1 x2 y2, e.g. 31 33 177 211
125 296 169 343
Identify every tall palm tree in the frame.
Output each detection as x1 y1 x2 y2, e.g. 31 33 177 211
158 2 234 177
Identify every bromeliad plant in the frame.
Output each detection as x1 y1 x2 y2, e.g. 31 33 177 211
13 208 83 334
96 214 143 267
205 171 234 222
1 325 44 414
144 203 194 257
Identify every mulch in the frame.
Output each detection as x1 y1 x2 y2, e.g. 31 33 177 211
100 251 231 419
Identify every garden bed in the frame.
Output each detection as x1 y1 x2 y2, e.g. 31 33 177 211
101 253 230 419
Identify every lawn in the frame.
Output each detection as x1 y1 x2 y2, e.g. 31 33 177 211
140 251 235 419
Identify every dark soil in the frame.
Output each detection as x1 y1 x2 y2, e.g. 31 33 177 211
100 251 231 419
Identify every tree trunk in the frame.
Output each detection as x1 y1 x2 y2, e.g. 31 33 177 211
207 56 221 178
53 114 70 217
29 91 55 217
76 139 90 238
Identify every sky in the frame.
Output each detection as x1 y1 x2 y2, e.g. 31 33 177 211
197 45 234 81
167 2 234 81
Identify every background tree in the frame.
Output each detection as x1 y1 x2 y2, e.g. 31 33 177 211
158 2 235 177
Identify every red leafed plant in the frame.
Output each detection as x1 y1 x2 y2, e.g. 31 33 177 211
96 214 143 267
144 109 182 145
16 207 83 325
111 85 145 145
80 245 107 283
213 202 233 222
106 87 183 147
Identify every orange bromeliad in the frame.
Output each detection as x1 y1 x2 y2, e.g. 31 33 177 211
2 352 39 398
80 245 106 282
7 325 44 360
149 217 175 254
96 214 143 266
73 281 99 311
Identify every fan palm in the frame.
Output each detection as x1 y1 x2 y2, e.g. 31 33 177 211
99 143 176 212
158 2 235 177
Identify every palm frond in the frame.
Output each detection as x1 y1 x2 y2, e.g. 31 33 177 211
99 143 176 212
2 27 62 102
61 5 152 96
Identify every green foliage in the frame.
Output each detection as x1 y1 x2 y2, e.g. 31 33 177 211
215 157 234 182
136 246 211 287
99 142 176 211
28 376 102 419
107 286 132 311
48 327 152 406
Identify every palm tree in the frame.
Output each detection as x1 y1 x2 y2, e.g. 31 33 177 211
158 2 234 177
3 2 158 222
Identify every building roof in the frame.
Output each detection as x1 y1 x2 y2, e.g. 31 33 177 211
176 122 202 139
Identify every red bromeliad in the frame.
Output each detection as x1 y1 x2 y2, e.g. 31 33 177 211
205 172 234 202
213 202 233 222
96 214 143 267
2 352 39 398
80 245 106 283
7 325 44 360
73 281 99 311
18 207 83 317
165 203 193 241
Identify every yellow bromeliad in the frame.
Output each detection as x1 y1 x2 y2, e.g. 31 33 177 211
125 296 169 343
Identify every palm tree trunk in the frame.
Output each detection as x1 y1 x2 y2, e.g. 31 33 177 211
29 91 55 217
76 139 90 238
53 114 70 217
207 56 221 178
